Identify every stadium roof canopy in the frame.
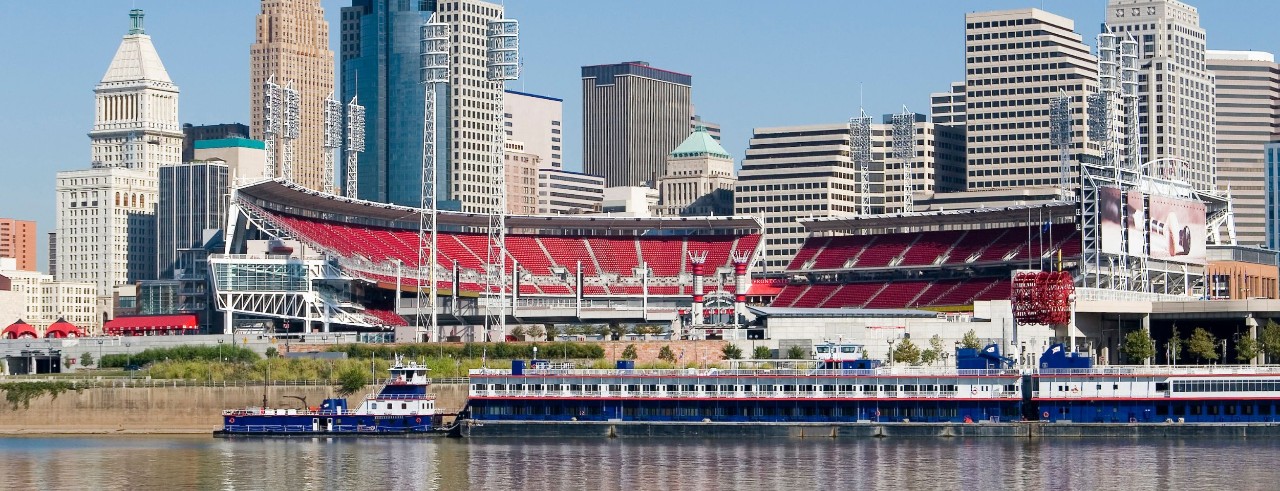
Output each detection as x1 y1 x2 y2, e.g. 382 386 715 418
236 179 761 233
801 202 1078 234
747 306 942 318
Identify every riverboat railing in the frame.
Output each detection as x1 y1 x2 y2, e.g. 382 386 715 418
471 367 1023 377
468 387 1023 400
1037 365 1280 376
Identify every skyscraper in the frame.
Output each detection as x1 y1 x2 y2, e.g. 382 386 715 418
582 62 692 188
340 0 442 206
0 219 37 272
157 161 230 279
963 9 1099 191
181 123 249 162
57 10 171 316
1105 0 1216 191
504 90 564 169
250 0 335 191
436 0 507 214
1208 50 1280 246
656 127 736 217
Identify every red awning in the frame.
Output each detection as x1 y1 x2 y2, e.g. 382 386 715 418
103 315 199 335
45 318 84 338
746 278 786 296
2 320 38 339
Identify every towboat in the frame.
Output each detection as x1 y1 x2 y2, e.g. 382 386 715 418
216 357 451 436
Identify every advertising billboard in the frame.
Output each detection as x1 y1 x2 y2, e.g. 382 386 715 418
1125 191 1145 257
1099 186 1123 255
1147 195 1207 265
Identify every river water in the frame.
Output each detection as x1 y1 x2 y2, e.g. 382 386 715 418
0 436 1270 490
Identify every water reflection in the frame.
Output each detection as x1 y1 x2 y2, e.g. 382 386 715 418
0 436 1269 490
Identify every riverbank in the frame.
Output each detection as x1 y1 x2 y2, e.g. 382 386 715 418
0 383 469 434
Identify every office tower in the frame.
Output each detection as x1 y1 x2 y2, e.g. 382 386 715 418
536 169 605 215
504 90 564 169
963 9 1099 191
657 126 736 217
1266 143 1280 250
582 62 692 188
691 114 722 141
1105 0 1215 191
157 161 230 279
0 219 37 271
736 119 964 270
193 138 268 184
0 262 98 333
250 0 335 191
1208 50 1280 246
504 141 540 215
57 10 170 315
340 0 440 206
46 233 56 277
931 82 967 127
181 123 249 161
436 0 507 213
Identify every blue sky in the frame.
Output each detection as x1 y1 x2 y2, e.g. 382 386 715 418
2 0 1279 270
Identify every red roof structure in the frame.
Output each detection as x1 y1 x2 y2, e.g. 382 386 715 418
103 315 199 336
44 318 84 338
2 320 38 339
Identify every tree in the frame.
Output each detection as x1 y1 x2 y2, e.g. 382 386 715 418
1260 320 1280 363
920 349 939 366
543 324 559 341
1120 328 1155 364
1167 327 1184 365
335 366 369 397
510 325 527 340
961 329 982 349
721 344 743 360
609 323 628 341
930 335 945 355
265 347 279 359
592 324 611 339
526 325 545 342
80 352 94 368
753 346 772 359
786 345 808 359
892 338 922 366
621 344 638 360
1236 334 1259 363
1187 327 1218 363
658 346 677 363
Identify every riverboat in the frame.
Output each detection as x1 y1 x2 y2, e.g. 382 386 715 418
216 357 450 436
462 343 1280 425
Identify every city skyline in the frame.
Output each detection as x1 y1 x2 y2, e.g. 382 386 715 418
3 0 1280 269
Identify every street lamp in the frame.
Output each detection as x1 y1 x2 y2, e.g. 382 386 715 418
887 339 895 366
218 338 224 363
124 341 132 378
96 339 104 368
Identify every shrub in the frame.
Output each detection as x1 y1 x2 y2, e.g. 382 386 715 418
621 344 638 360
786 345 808 359
721 344 743 360
658 346 677 363
100 344 259 368
752 346 772 359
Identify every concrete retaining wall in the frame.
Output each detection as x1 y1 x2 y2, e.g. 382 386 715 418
0 383 469 434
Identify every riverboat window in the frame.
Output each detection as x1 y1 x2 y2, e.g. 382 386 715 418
680 384 695 392
471 384 482 391
881 385 897 393
743 384 755 393
840 384 854 392
823 385 837 393
863 384 876 393
841 346 858 354
1155 382 1169 392
783 385 797 393
1244 405 1255 415
703 384 717 393
627 385 640 393
1096 384 1102 390
402 403 408 410
943 385 957 392
570 384 583 391
799 385 814 392
665 384 678 392
609 384 622 392
1113 384 1119 390
494 384 506 391
549 384 561 391
903 385 918 392
643 384 657 392
720 385 734 392
1005 385 1017 392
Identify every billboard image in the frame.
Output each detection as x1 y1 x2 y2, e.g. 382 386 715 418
1125 191 1145 257
1147 195 1206 265
1099 186 1123 255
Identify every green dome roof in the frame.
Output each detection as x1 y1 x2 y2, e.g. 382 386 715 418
669 126 730 159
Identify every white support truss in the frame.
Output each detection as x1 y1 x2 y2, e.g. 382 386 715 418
323 92 342 195
891 108 916 214
419 17 450 342
849 111 873 215
281 81 300 182
262 75 280 178
345 96 365 199
484 18 519 342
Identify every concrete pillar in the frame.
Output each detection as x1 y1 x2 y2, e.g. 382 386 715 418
691 260 705 328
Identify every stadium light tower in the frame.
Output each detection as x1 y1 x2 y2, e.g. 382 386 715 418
323 92 342 195
345 96 365 199
281 81 301 182
483 17 519 342
419 16 450 343
891 107 916 213
848 110 873 215
262 75 280 178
